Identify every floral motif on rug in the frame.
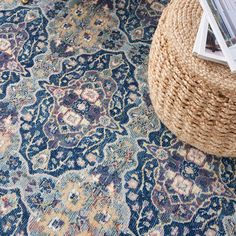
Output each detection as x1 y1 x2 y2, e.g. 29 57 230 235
0 0 235 236
0 6 48 99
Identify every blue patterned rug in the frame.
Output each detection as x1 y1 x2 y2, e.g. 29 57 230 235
0 0 235 235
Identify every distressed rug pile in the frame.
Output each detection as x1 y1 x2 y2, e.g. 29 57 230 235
0 0 235 235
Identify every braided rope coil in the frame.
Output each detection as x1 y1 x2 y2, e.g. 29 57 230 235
148 0 236 157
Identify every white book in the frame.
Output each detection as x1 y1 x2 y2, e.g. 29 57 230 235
193 13 226 64
199 0 236 73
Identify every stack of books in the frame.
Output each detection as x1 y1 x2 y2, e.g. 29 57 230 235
193 0 236 73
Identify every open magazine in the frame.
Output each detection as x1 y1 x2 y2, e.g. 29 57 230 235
193 0 236 73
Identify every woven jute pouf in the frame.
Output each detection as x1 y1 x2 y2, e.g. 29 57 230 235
148 0 236 157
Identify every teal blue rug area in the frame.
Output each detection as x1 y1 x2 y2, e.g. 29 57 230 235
0 0 235 235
